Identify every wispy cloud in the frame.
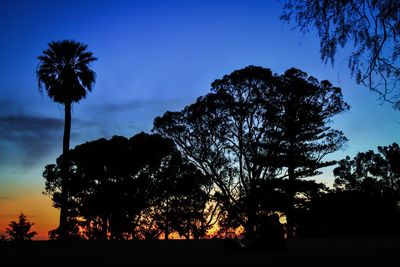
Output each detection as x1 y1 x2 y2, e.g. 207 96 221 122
97 98 183 113
0 115 63 133
0 114 63 166
0 97 185 168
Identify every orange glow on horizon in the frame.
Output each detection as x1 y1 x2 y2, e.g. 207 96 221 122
0 193 58 240
1 191 287 241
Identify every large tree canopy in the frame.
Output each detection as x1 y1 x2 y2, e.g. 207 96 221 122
281 0 400 107
154 66 279 236
153 66 349 238
43 132 214 240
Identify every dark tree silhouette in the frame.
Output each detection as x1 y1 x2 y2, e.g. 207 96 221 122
334 143 400 198
305 143 400 237
43 132 215 240
260 68 349 237
281 0 400 108
6 213 37 241
154 66 280 241
154 66 347 241
152 152 217 240
37 40 97 239
44 133 173 240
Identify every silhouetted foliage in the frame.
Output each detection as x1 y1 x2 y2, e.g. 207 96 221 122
37 40 97 239
298 189 400 237
6 213 37 241
149 152 218 240
154 66 347 241
334 143 400 196
154 66 281 240
333 143 400 236
213 210 243 239
296 143 400 237
43 132 215 240
281 0 400 107
258 68 349 237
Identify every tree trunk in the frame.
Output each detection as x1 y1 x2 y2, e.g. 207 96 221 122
102 216 108 240
193 228 200 240
286 103 296 239
246 183 257 241
164 223 169 240
286 164 295 238
59 101 71 240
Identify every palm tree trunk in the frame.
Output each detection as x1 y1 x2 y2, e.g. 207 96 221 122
59 101 71 240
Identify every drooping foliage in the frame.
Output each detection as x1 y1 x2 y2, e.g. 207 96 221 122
281 0 400 107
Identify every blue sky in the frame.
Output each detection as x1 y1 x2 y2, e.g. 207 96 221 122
1 0 400 237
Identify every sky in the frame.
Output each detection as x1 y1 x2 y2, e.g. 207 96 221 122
1 0 400 239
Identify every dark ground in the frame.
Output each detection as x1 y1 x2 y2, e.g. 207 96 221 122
1 238 399 266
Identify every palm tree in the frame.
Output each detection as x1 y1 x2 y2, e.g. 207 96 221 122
37 40 97 239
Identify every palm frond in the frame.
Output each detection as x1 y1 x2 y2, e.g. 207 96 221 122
37 40 97 104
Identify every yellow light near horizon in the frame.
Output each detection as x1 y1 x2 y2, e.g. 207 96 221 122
279 214 287 224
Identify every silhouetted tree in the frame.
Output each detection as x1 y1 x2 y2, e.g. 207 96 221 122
302 189 400 237
154 66 348 241
281 0 400 108
153 152 217 240
334 143 400 200
43 132 215 240
6 213 37 241
307 143 400 237
169 188 219 240
214 210 243 239
37 40 97 239
131 150 216 240
260 68 349 237
44 133 174 240
154 66 281 240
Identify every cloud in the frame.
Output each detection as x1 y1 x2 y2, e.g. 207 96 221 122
77 98 186 138
0 114 64 167
0 97 186 169
97 98 183 113
0 115 63 134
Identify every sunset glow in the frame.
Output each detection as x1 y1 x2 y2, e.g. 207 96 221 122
1 0 400 240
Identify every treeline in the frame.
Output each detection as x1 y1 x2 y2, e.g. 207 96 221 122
44 66 400 240
44 133 217 240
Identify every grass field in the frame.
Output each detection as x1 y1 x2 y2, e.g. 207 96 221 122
1 238 399 266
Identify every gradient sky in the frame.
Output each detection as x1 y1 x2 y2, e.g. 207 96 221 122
1 0 400 239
